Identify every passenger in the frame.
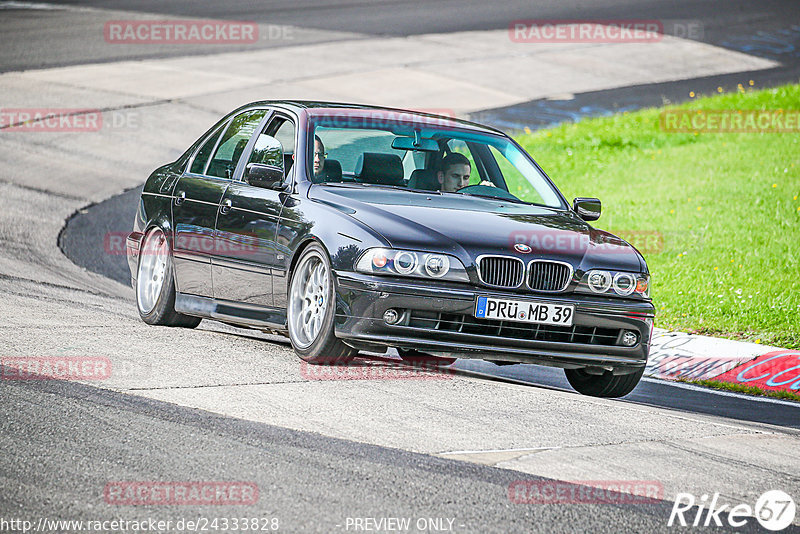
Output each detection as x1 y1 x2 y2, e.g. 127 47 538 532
313 135 327 178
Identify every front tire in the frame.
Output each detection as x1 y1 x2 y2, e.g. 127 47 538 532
136 227 201 328
287 243 355 365
564 367 644 398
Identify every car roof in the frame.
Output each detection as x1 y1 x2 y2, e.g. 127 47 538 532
239 100 504 135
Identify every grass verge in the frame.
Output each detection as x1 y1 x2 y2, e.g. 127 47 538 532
513 82 800 348
676 377 800 402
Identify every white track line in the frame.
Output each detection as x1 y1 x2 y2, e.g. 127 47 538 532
0 1 94 10
642 377 800 407
439 446 561 455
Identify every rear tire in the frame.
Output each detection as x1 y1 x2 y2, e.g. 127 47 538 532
287 243 355 365
564 366 644 398
136 227 201 328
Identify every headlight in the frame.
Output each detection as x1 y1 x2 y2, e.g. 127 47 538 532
394 251 417 275
579 269 649 298
587 270 612 293
424 254 449 278
613 272 636 296
356 248 469 283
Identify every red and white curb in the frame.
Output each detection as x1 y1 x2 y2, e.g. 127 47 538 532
647 329 799 393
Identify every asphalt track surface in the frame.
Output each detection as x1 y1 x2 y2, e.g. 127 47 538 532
3 0 799 73
4 1 800 533
0 373 684 533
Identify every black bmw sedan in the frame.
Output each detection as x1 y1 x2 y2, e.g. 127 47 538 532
126 101 654 397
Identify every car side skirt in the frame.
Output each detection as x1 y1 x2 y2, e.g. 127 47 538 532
174 293 287 332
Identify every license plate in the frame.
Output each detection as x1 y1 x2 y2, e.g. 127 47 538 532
474 296 574 326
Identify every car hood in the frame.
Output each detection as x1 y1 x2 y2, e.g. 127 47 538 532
311 186 644 272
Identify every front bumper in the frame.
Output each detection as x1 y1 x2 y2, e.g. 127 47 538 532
334 272 654 372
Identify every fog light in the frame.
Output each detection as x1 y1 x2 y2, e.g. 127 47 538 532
620 330 638 347
383 309 400 325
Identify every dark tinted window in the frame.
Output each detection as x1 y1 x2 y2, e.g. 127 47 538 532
207 109 267 178
189 126 223 175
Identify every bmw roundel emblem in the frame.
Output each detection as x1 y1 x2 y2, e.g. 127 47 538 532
514 243 532 254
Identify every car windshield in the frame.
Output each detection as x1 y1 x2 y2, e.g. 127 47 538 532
308 114 565 208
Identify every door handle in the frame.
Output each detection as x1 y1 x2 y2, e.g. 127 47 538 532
219 198 232 214
174 190 186 206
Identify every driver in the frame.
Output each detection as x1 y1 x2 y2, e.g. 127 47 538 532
437 153 495 192
437 153 471 192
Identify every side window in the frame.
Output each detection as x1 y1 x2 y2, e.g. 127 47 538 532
272 119 296 155
250 116 295 174
207 109 267 179
189 126 224 175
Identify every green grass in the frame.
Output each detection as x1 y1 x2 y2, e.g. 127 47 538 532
512 83 800 349
677 378 800 402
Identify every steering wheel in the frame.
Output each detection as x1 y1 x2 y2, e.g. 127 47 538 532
456 184 521 201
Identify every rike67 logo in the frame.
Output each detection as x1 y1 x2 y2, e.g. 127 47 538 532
669 490 796 531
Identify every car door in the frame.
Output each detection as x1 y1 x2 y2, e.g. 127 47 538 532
212 112 296 308
171 108 267 297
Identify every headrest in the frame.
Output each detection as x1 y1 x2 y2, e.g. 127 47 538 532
408 169 439 191
232 138 248 165
317 158 342 183
354 152 404 186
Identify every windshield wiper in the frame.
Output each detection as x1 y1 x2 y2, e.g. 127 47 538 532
321 182 441 194
458 192 528 204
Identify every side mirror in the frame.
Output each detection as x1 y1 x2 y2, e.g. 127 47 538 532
573 197 601 221
245 162 284 189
